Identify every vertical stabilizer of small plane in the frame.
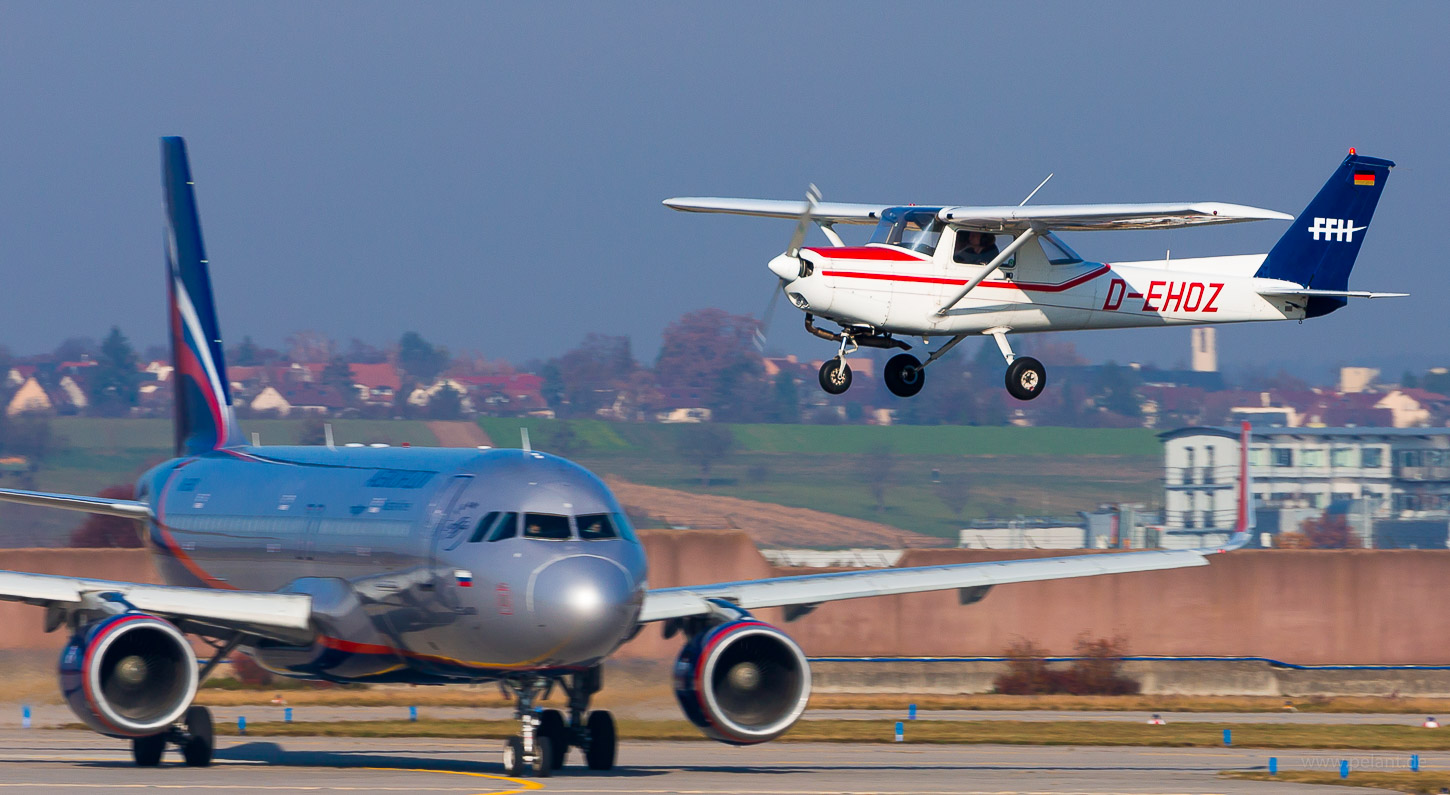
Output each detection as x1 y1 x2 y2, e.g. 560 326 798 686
162 137 244 455
1254 152 1394 317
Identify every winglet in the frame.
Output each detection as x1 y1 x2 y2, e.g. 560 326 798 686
1214 422 1256 552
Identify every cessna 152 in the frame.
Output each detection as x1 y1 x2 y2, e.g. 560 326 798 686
0 138 1248 778
666 152 1400 400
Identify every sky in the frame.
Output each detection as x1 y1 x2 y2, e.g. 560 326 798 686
0 1 1446 380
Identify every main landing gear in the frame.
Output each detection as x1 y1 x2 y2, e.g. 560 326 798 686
815 325 1047 401
131 705 214 767
501 667 616 777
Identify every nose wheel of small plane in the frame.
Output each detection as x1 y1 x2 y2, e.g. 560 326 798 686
1005 356 1046 401
883 354 925 398
818 358 852 394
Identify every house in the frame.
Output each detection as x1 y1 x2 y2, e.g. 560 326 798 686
349 363 402 405
250 386 292 416
5 377 52 416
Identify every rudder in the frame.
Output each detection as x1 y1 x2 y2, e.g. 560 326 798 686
1254 152 1394 317
162 137 244 455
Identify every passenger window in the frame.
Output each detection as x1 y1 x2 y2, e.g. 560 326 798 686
576 513 618 540
468 511 501 543
487 512 520 542
523 513 572 540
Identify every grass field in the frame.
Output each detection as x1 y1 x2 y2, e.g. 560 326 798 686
1224 770 1450 793
0 417 1161 543
176 718 1450 749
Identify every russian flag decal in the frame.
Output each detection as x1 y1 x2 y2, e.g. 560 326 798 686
454 569 474 587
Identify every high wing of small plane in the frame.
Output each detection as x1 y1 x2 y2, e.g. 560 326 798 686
666 151 1402 402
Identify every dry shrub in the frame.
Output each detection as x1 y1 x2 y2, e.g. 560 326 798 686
993 634 1140 696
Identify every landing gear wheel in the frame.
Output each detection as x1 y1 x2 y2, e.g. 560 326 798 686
131 733 165 767
503 735 525 776
181 705 214 767
538 709 567 770
1005 356 1046 401
884 354 925 397
532 736 553 778
818 359 852 394
585 710 616 771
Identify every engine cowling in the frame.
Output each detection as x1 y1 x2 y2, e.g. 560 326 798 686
59 613 198 737
673 619 811 745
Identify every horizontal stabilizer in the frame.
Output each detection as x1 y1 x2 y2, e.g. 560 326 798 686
0 487 152 520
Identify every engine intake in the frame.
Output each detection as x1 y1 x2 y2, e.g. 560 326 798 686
59 613 198 737
674 619 810 745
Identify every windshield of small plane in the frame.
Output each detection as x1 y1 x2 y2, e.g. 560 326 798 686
1042 233 1083 265
869 208 944 254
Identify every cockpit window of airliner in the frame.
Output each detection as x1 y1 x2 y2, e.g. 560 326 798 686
485 511 520 541
523 513 572 540
868 208 943 254
576 513 618 540
467 511 501 543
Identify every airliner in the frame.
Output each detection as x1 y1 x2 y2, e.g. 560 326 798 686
0 138 1248 777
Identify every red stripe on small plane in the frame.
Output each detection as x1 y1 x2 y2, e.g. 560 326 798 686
821 264 1110 293
804 246 926 262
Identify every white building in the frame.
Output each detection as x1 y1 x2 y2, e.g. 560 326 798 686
1161 426 1450 535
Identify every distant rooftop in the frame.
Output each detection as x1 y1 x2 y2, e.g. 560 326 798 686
1160 425 1450 442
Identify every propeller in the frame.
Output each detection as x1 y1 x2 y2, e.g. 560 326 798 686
757 184 821 352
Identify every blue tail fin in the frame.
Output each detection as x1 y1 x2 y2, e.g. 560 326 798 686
1254 152 1394 317
162 137 244 455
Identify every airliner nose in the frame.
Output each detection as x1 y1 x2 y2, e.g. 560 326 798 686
528 555 639 663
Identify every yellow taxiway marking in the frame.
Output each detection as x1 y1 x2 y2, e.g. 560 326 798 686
364 767 543 795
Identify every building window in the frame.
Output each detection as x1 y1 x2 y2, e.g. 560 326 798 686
1204 447 1216 484
1184 447 1195 484
1301 448 1325 468
1249 447 1269 467
1273 447 1294 467
1184 492 1196 528
1331 447 1356 468
1362 447 1384 468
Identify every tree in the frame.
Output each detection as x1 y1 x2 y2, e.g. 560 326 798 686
345 338 387 364
230 336 263 366
284 330 336 363
1288 512 1363 549
427 384 465 419
546 334 636 418
88 326 143 417
675 423 735 486
1094 362 1143 419
52 337 97 363
320 356 357 406
655 309 767 422
0 416 52 460
1402 370 1421 389
70 485 143 547
398 332 449 386
766 371 801 424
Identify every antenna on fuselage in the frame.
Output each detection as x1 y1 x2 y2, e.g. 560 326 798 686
521 427 531 453
1019 173 1054 206
324 423 335 450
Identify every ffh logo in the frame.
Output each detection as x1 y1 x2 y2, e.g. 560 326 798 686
1308 217 1366 243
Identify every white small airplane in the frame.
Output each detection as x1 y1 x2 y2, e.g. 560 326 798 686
666 151 1401 400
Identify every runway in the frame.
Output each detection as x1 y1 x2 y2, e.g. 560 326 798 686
0 728 1400 794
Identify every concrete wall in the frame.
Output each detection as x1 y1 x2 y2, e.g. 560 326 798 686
8 537 1450 667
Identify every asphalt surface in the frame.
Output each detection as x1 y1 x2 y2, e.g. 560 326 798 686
0 728 1411 794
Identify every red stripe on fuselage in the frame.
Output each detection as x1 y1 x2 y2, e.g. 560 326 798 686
804 246 926 262
821 263 1110 293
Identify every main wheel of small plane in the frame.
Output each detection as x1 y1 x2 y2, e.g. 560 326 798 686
503 735 525 776
538 708 568 769
131 732 165 767
532 736 553 778
884 353 926 398
585 710 617 771
181 705 214 767
1005 356 1047 401
818 358 852 395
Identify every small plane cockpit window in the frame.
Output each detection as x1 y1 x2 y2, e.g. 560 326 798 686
1041 234 1083 265
576 513 618 540
523 513 573 541
869 208 944 255
467 511 501 543
485 511 520 542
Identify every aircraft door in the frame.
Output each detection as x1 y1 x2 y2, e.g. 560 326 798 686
428 475 477 574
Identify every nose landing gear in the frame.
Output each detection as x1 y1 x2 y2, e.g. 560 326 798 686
500 667 617 777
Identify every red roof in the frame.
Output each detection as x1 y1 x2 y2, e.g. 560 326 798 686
349 363 401 391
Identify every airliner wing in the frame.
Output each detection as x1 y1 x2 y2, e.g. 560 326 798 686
938 202 1293 232
638 548 1214 622
0 487 152 519
663 197 887 225
0 570 314 643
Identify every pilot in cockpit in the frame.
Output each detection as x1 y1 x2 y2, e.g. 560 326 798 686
954 231 1000 265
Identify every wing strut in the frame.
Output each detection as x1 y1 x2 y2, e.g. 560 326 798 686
937 229 1038 316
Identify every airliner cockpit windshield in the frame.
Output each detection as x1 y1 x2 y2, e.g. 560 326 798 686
869 208 944 254
474 510 637 542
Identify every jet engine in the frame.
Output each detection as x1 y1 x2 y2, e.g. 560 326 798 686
59 613 198 737
673 619 811 744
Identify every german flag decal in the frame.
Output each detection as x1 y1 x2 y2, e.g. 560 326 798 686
1353 171 1376 186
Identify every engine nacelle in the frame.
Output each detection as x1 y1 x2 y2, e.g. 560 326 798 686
59 613 198 738
673 619 811 745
